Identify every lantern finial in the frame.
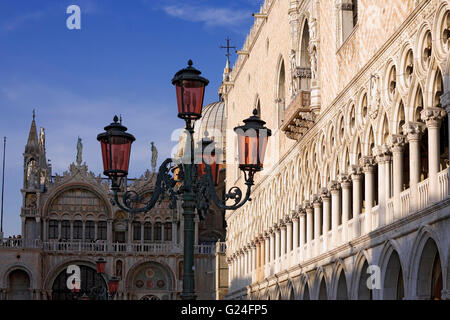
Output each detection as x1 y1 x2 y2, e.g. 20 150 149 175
113 115 119 123
253 108 258 116
188 59 193 67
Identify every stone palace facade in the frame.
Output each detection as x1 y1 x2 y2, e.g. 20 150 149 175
220 0 450 299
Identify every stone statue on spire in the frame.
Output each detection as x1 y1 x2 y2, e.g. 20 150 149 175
151 142 158 172
76 137 83 166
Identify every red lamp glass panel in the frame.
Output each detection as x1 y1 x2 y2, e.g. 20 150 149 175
176 80 205 119
96 259 106 274
100 136 132 176
237 129 269 170
197 151 218 185
108 278 119 294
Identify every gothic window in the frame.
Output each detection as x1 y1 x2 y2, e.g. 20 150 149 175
164 222 172 241
133 222 141 241
61 220 70 240
144 222 152 241
299 20 311 90
277 60 286 127
49 220 58 239
98 221 107 240
85 221 95 241
339 0 358 45
154 222 162 241
73 221 82 240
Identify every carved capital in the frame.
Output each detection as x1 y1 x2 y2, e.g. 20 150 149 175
388 134 406 153
338 174 352 188
284 215 292 224
421 107 447 128
290 209 299 220
312 194 322 207
298 207 306 217
303 200 313 211
403 121 426 142
349 165 363 178
360 156 376 172
319 187 331 200
328 180 341 192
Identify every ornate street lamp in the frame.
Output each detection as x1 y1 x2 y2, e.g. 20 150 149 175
96 257 106 274
98 60 271 300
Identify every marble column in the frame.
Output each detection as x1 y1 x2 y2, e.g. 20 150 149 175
292 211 299 252
329 181 341 246
339 174 352 242
320 188 331 251
280 221 286 258
312 195 321 255
403 121 425 211
269 229 275 262
299 209 306 261
389 134 406 218
374 145 391 226
275 224 280 259
360 156 376 233
421 107 447 202
286 217 293 254
305 201 313 243
350 166 363 238
264 232 270 265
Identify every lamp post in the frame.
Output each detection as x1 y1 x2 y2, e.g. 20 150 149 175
97 60 271 300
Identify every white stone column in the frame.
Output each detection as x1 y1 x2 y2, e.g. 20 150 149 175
286 217 293 254
441 92 450 168
360 156 376 233
194 217 199 245
329 181 341 246
251 242 256 272
374 146 390 227
403 122 425 212
421 107 447 202
299 209 306 261
269 229 275 262
172 222 177 245
280 222 286 258
312 195 321 255
305 201 313 259
107 219 113 244
339 174 351 243
320 188 331 251
292 211 299 252
390 134 406 218
350 166 363 239
275 225 280 260
264 233 270 265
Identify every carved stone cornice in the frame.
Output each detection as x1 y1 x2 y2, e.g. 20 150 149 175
403 121 426 142
420 107 447 128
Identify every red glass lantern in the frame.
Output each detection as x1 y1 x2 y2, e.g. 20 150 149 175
96 257 106 274
97 116 135 179
234 109 272 173
172 60 209 120
196 137 219 185
108 276 120 294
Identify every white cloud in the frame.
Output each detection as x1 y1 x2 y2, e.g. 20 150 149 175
1 10 45 33
162 3 251 28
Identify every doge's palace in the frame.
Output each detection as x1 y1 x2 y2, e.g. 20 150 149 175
220 0 450 299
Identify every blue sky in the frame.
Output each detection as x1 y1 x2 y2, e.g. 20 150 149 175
0 0 260 236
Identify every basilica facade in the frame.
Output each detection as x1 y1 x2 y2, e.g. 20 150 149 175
220 0 450 299
0 103 226 300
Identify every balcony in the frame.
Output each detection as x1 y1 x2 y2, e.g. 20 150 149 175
0 239 217 256
280 90 313 141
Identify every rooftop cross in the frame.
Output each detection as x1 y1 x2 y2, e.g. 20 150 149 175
220 37 236 66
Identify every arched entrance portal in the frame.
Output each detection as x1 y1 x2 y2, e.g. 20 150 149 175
128 261 174 300
383 250 404 300
417 238 443 300
8 269 31 300
51 265 107 300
